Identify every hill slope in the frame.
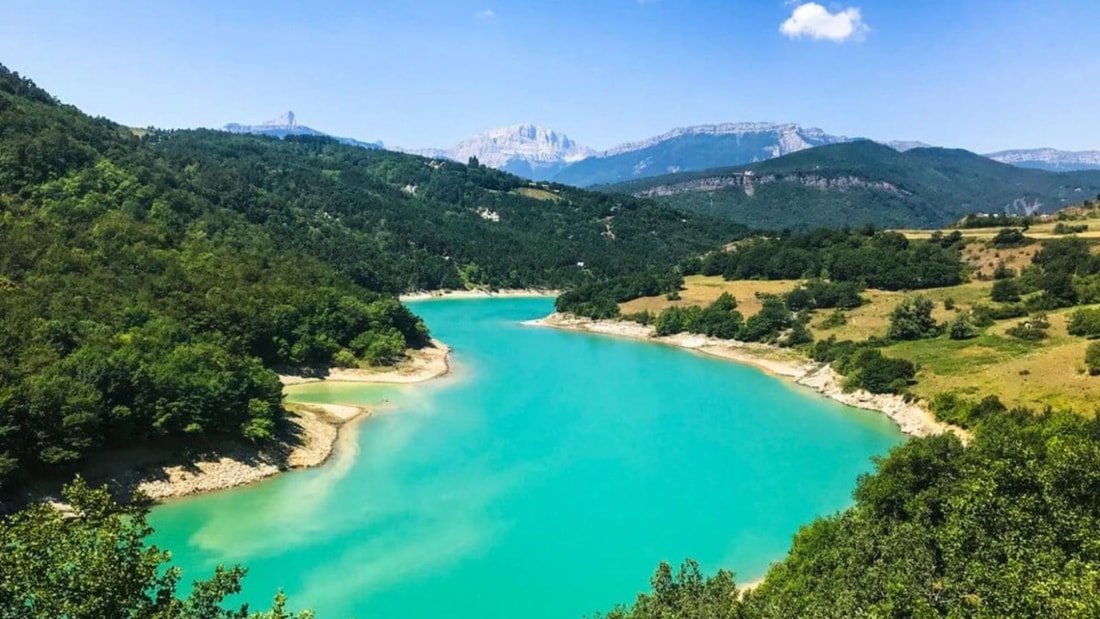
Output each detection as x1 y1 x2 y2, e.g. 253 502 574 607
608 141 1100 229
553 122 849 187
0 62 742 494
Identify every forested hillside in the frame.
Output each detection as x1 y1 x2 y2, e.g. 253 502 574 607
0 66 432 493
0 63 741 494
607 141 1100 230
145 131 743 292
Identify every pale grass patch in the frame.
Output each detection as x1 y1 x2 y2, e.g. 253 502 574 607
618 275 799 317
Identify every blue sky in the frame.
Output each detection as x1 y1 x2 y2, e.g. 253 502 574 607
2 0 1098 152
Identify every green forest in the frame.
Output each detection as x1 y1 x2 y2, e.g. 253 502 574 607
606 141 1100 230
0 63 741 496
9 54 1100 618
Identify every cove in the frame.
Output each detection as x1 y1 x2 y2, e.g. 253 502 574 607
149 297 903 618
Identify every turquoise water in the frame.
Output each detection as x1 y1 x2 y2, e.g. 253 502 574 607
149 298 903 618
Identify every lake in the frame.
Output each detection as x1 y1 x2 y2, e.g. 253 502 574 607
149 297 902 618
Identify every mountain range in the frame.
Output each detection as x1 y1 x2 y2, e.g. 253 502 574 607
401 124 593 181
985 148 1100 172
553 122 850 187
223 111 383 150
222 116 1100 186
604 140 1100 230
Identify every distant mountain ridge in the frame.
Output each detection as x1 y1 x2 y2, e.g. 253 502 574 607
985 148 1100 172
400 124 593 181
605 140 1100 230
886 140 933 152
223 111 383 149
553 122 850 187
220 114 1100 182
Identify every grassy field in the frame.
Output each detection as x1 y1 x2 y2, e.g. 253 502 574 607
618 273 1100 413
513 187 563 201
619 276 799 318
897 220 1100 241
887 309 1100 413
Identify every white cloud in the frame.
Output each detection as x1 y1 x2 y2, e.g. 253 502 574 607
476 9 495 19
780 2 868 43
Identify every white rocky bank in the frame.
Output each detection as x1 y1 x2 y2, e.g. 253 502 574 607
527 313 968 441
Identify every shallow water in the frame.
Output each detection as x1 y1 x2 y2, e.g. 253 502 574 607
149 297 902 618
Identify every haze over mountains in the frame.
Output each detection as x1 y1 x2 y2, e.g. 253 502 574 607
986 148 1100 172
222 114 1100 187
223 111 383 150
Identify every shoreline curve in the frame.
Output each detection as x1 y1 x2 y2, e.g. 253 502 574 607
399 288 559 302
74 340 452 504
525 313 969 441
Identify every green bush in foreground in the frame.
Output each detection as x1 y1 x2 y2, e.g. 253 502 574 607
588 559 740 619
0 478 312 618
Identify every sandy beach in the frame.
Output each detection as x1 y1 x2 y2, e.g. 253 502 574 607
73 341 452 503
526 313 968 440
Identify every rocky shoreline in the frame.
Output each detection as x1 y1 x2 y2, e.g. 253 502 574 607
399 288 558 302
526 314 967 440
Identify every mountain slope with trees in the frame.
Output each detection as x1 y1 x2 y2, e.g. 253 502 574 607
607 141 1100 230
0 62 742 495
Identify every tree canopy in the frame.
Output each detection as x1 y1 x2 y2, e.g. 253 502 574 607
0 478 313 618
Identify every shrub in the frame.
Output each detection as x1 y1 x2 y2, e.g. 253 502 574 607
842 349 917 394
971 303 1028 327
887 296 940 341
331 349 358 368
1087 342 1100 375
785 279 864 311
809 336 860 366
740 296 793 342
819 309 848 329
1006 315 1051 341
931 392 1006 428
992 262 1016 280
990 278 1021 303
1054 222 1088 234
782 321 814 348
693 293 743 339
990 228 1029 248
948 314 979 340
654 306 686 336
943 297 956 311
1068 308 1100 339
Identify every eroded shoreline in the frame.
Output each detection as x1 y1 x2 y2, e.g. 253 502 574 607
399 288 559 302
526 313 967 440
71 341 452 504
